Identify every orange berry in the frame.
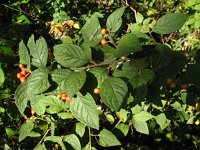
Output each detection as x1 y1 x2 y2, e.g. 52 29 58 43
21 69 29 76
181 84 188 90
61 93 67 100
100 39 107 45
170 83 176 89
26 118 30 122
166 78 174 84
65 96 71 103
20 77 25 83
57 94 62 99
94 88 100 94
17 73 24 79
19 64 25 69
101 28 107 35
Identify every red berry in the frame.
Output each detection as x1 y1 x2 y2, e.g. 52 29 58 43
100 39 107 45
20 77 25 83
57 94 62 99
61 93 67 100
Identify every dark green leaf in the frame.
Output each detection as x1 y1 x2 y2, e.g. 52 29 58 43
27 68 50 96
94 45 117 62
51 69 72 84
19 40 30 69
89 67 108 88
100 77 128 111
106 7 125 33
186 63 200 88
70 93 99 129
54 44 89 67
59 71 86 97
115 33 142 57
153 13 189 34
98 129 121 147
45 136 66 150
19 120 34 142
81 15 102 47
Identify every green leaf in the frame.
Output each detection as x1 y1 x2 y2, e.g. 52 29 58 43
100 77 128 111
116 109 127 122
89 67 109 88
44 95 68 114
81 15 102 47
116 123 129 137
115 33 142 57
59 71 86 97
94 45 117 62
58 112 73 119
63 134 81 150
155 113 171 130
51 69 72 84
27 68 50 96
0 67 5 86
19 40 30 69
98 129 121 147
113 62 138 79
27 35 48 67
133 111 154 122
30 95 47 115
132 119 149 134
129 69 154 89
19 120 34 142
75 122 86 137
186 63 200 88
45 136 66 150
15 82 30 117
70 93 99 129
153 13 189 34
106 7 125 33
136 12 144 24
54 44 89 67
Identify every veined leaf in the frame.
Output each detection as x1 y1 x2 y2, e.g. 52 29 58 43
115 33 142 57
59 71 86 97
89 67 108 88
63 134 81 150
100 77 128 111
27 68 50 96
44 95 68 114
132 119 149 134
70 93 99 129
51 69 72 84
133 111 154 122
106 7 125 33
153 13 189 34
27 35 48 67
19 119 34 142
54 44 89 67
19 40 30 69
81 15 102 47
98 129 121 147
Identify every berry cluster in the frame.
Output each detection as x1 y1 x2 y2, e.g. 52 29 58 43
100 28 108 46
166 78 188 90
57 93 71 103
17 64 30 83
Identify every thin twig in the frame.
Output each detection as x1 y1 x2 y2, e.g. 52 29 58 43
122 0 137 19
34 129 51 150
3 4 44 22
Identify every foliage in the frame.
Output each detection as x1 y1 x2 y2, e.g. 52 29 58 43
1 0 200 149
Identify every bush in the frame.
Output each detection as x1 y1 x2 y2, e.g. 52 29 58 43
1 0 200 149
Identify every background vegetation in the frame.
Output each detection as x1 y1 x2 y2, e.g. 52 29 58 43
0 0 200 149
